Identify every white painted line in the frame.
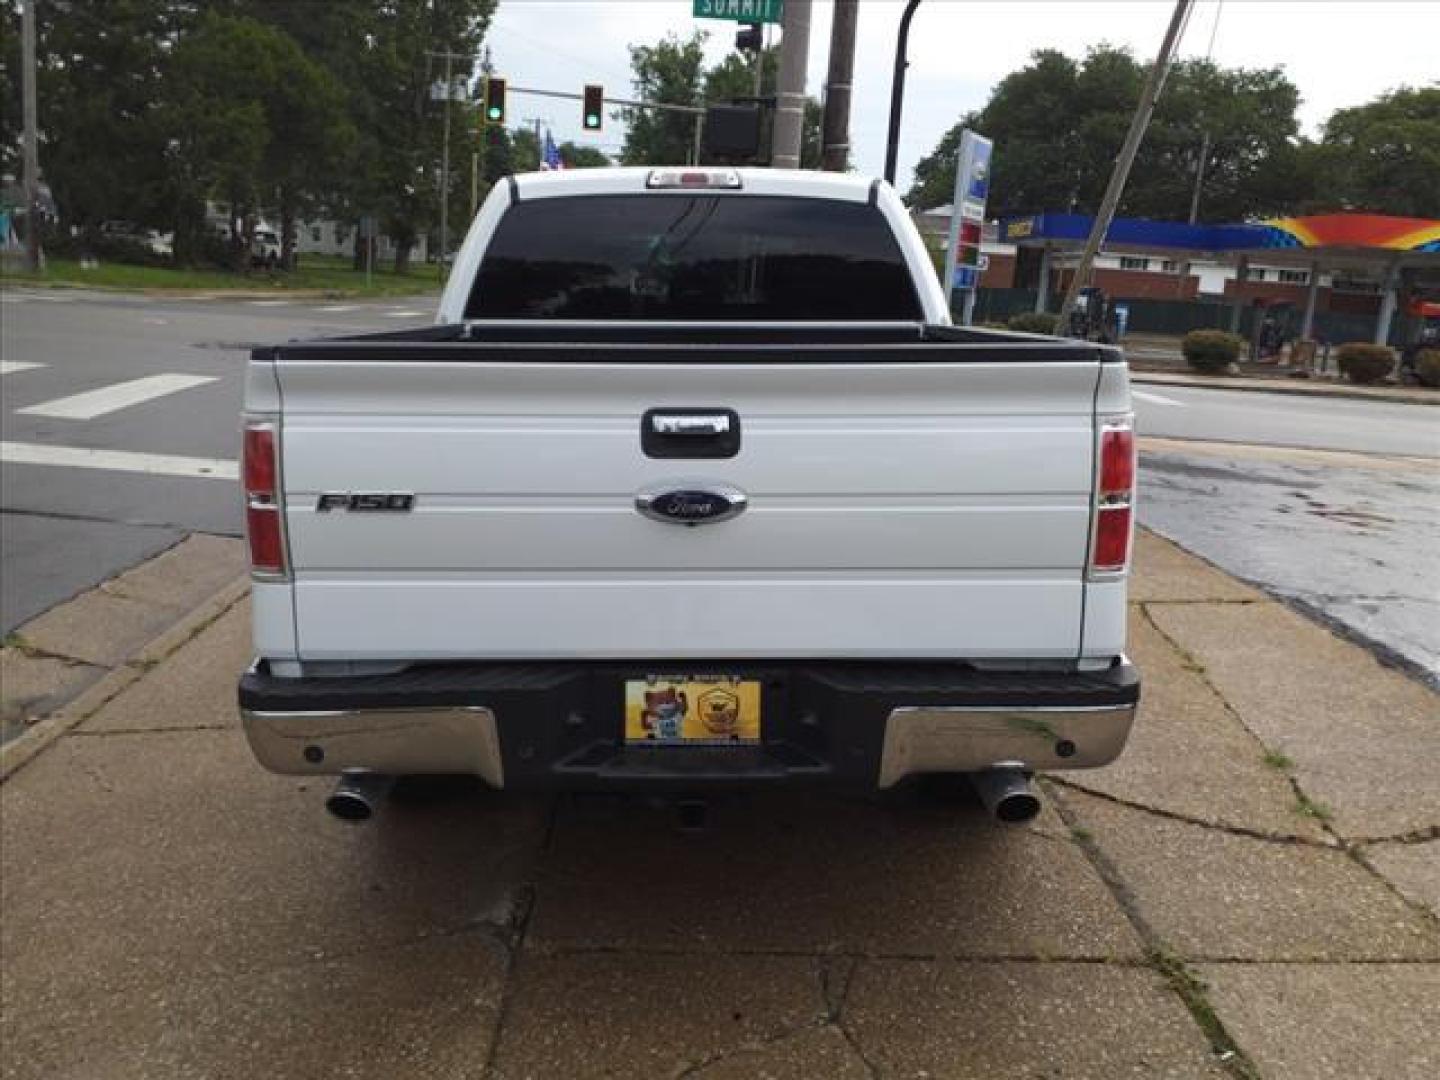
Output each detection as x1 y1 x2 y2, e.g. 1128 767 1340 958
0 295 21 303
29 294 75 303
1 441 237 480
17 373 218 420
1133 390 1188 407
247 299 292 307
381 310 427 319
0 361 45 377
318 304 360 313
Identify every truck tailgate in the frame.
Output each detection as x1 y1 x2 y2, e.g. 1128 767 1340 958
269 352 1100 661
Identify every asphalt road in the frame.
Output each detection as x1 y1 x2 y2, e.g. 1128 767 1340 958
1 288 437 629
2 290 1436 680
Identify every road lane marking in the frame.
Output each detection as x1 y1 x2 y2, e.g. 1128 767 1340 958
247 299 292 307
17 374 218 420
28 294 75 302
1133 390 1187 407
382 310 427 319
0 362 45 376
0 441 237 480
318 304 360 312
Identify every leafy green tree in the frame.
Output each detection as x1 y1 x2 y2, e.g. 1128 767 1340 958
1313 86 1440 217
0 0 183 234
621 31 707 166
623 35 821 167
908 46 1312 222
559 142 611 168
158 12 351 268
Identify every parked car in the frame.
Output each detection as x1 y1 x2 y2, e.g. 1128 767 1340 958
98 220 172 258
238 167 1140 824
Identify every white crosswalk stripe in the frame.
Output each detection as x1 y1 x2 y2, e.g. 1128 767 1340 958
17 373 218 420
0 361 46 377
0 441 237 480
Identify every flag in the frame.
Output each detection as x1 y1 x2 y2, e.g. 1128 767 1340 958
541 130 564 171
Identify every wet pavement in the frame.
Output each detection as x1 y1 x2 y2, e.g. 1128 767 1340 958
1139 442 1440 686
2 530 1437 1079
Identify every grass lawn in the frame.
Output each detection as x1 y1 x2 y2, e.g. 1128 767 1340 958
1 254 444 297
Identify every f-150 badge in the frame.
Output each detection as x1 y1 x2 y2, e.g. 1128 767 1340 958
315 492 415 512
635 482 747 526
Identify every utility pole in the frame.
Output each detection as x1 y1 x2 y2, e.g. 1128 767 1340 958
772 0 812 169
21 0 41 272
428 49 472 279
1056 0 1193 333
821 0 858 172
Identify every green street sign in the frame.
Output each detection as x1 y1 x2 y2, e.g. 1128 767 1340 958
693 0 784 25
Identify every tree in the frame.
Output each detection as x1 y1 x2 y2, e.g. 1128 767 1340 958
1312 86 1440 217
158 12 351 268
1 0 183 235
908 46 1312 222
621 31 707 166
622 34 822 167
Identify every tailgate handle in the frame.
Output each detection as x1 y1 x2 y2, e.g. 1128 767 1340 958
642 408 741 459
651 413 731 436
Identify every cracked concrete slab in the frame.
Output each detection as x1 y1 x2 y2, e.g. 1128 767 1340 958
688 1023 872 1079
487 952 826 1080
1 728 547 1014
843 960 1227 1078
528 791 1142 960
13 586 184 668
1364 839 1440 918
0 646 105 743
79 599 249 733
5 534 244 671
1146 601 1440 841
0 932 509 1080
1130 529 1265 603
1060 609 1327 840
1061 789 1440 960
96 533 245 612
1199 963 1440 1080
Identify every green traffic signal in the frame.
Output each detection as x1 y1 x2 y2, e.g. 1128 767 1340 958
583 84 603 133
484 76 506 125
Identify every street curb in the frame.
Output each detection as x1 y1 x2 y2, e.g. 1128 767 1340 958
1131 371 1439 407
2 280 441 302
0 575 250 783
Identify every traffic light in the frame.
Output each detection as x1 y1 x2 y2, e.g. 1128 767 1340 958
957 219 982 267
735 23 762 52
484 76 506 125
582 84 603 132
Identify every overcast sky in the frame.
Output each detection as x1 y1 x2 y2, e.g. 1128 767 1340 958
486 0 1439 190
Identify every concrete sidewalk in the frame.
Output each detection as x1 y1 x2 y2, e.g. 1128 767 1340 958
2 531 1436 1079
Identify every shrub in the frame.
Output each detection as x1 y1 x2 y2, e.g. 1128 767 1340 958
1413 348 1440 388
1007 312 1059 335
1181 329 1244 372
1336 342 1395 384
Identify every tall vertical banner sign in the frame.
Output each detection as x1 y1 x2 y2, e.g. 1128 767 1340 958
942 130 993 324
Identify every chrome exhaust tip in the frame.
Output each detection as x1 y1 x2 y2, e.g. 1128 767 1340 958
325 771 395 822
969 766 1041 824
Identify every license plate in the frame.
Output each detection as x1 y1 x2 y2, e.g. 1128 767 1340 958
624 676 762 745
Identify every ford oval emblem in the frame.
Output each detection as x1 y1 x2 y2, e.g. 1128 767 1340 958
635 482 748 526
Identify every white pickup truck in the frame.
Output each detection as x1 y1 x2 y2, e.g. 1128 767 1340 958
238 167 1139 823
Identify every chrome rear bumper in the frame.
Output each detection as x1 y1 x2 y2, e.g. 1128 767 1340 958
240 658 1138 790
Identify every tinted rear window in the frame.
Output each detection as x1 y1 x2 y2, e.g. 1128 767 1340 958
466 194 922 321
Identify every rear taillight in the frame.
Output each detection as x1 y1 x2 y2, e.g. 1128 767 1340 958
1089 419 1136 577
242 419 288 579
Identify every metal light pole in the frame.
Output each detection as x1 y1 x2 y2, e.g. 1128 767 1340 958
821 0 858 172
772 0 812 168
1055 0 1193 332
883 0 922 186
21 0 41 272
